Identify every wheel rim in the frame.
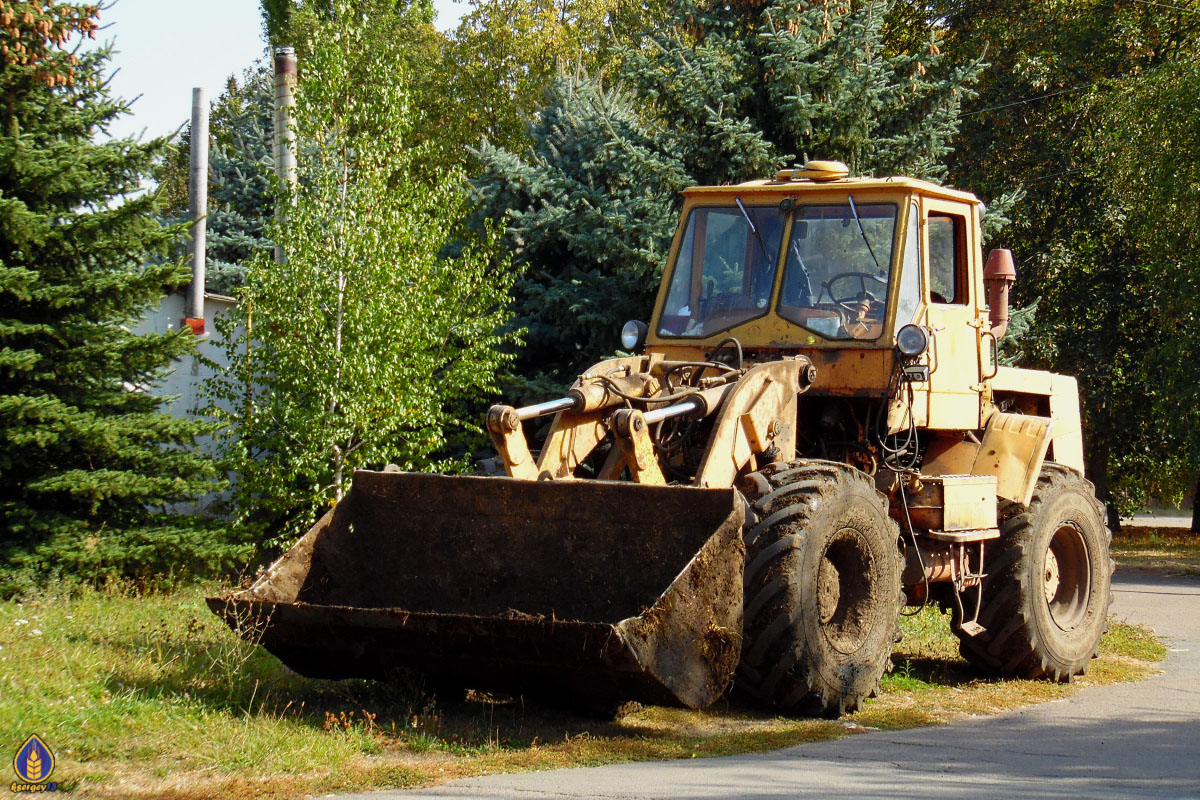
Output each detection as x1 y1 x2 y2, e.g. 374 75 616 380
1044 522 1091 631
817 527 875 654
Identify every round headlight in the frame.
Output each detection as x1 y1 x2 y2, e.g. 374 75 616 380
895 324 929 358
620 320 648 351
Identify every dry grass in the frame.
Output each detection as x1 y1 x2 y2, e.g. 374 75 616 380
0 583 1164 799
1112 527 1200 575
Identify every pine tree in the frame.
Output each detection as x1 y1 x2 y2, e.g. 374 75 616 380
476 0 983 396
0 2 239 593
621 0 983 183
471 77 690 402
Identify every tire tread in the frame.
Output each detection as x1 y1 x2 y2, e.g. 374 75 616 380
954 464 1113 678
738 459 902 715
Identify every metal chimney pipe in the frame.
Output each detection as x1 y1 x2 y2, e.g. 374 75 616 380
983 248 1017 339
186 87 209 334
273 47 298 264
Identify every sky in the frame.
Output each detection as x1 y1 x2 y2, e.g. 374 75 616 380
95 0 468 142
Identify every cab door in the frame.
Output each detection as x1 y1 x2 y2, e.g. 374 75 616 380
922 198 984 430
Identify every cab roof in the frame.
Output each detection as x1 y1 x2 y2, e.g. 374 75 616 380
682 175 980 205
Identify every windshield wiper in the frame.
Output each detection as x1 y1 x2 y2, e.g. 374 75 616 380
847 194 883 275
736 197 774 269
790 240 814 305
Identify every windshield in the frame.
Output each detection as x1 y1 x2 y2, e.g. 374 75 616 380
778 202 898 340
658 205 785 338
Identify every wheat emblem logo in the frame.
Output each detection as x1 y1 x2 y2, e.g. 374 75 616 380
13 733 54 785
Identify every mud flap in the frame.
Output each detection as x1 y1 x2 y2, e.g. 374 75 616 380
208 471 746 709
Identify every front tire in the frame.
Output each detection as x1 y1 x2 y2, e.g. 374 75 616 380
956 464 1113 681
738 460 903 716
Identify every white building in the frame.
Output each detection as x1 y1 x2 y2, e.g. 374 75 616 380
133 289 243 514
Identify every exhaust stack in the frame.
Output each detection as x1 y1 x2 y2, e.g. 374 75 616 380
984 248 1016 339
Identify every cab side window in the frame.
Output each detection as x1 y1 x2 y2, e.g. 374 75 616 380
928 213 968 305
895 201 922 324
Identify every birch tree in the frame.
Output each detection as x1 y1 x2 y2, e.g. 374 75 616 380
211 6 519 546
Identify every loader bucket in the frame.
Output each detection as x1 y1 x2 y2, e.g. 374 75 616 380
207 471 746 710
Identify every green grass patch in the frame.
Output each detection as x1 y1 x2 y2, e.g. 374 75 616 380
1112 528 1200 575
0 584 1165 799
1101 619 1169 662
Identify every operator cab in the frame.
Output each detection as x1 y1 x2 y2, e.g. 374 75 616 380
646 162 984 353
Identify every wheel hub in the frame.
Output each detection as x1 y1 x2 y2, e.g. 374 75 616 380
1044 523 1092 631
818 560 840 623
818 528 875 654
1043 549 1061 604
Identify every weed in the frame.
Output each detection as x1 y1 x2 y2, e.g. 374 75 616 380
1102 620 1168 662
882 659 929 693
404 731 439 752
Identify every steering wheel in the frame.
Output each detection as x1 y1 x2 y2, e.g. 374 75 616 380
821 272 888 336
824 272 888 309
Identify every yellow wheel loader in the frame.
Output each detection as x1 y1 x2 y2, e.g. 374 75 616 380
210 161 1112 717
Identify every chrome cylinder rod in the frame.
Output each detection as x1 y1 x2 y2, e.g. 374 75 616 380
515 397 579 421
643 396 706 425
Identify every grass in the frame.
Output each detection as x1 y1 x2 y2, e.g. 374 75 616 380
1112 527 1200 575
0 583 1165 799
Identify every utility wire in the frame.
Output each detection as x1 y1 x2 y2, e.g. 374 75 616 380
1125 0 1200 14
1013 166 1091 186
960 83 1096 117
956 0 1200 122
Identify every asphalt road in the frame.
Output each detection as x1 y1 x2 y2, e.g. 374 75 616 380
343 569 1200 800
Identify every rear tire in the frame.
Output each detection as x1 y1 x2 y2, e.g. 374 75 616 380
955 464 1113 681
737 460 903 716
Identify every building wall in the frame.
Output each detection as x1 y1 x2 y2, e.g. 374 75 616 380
133 291 244 513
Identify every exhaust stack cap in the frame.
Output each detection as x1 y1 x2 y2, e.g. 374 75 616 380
984 248 1016 283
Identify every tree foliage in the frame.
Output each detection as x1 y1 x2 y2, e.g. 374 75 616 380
937 0 1200 520
0 2 235 593
211 5 520 545
202 67 276 294
1087 56 1200 516
244 0 660 317
472 77 690 401
476 0 983 397
446 0 670 156
622 0 981 182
